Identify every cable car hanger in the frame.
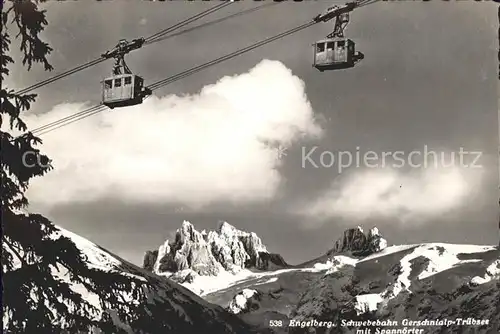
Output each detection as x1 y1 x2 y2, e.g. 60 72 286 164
313 1 357 24
101 38 145 75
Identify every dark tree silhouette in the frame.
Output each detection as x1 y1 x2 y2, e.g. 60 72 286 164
1 2 142 333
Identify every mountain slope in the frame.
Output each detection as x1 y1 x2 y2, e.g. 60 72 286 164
290 243 500 334
3 224 264 334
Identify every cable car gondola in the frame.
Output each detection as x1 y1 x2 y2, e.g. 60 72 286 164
312 4 364 72
313 38 364 71
101 38 152 109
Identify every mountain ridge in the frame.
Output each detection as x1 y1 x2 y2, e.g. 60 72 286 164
8 218 498 333
168 222 498 334
210 241 499 333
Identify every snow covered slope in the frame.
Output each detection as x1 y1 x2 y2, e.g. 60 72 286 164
290 243 500 334
351 243 496 314
4 224 263 334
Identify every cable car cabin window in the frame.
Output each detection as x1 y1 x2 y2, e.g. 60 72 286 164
316 43 325 53
104 80 112 89
115 78 122 87
326 42 335 50
124 77 132 85
337 40 345 47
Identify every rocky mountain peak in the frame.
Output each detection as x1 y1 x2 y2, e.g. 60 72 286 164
218 221 238 236
179 220 204 244
368 227 387 252
143 221 287 281
327 226 388 257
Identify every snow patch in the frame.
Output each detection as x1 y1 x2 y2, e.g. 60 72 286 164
254 277 278 285
470 259 500 286
354 294 384 315
307 255 358 274
387 243 490 298
228 289 257 314
358 244 420 264
415 244 488 280
180 268 256 296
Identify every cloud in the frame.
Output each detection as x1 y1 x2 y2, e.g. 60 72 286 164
25 60 322 209
294 166 484 226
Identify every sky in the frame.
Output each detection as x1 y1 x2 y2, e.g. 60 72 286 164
5 0 499 266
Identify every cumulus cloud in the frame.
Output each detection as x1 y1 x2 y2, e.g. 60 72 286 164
24 60 322 209
294 166 484 225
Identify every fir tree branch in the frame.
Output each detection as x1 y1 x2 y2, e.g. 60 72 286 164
2 236 28 268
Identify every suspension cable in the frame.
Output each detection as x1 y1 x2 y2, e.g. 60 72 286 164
31 21 315 137
147 1 280 45
28 3 282 137
148 22 315 92
15 58 106 96
30 104 105 135
34 105 107 137
144 1 232 45
29 0 379 137
15 1 234 96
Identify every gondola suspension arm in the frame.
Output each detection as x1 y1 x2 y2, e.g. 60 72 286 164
313 1 357 24
101 38 146 75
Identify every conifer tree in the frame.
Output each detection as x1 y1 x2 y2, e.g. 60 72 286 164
1 2 140 332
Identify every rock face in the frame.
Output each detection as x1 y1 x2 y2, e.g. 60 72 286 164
367 227 388 253
327 226 387 257
256 252 288 271
157 221 222 276
208 221 268 273
142 250 158 271
143 221 288 278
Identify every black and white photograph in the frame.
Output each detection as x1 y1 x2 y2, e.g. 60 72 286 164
2 0 499 333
